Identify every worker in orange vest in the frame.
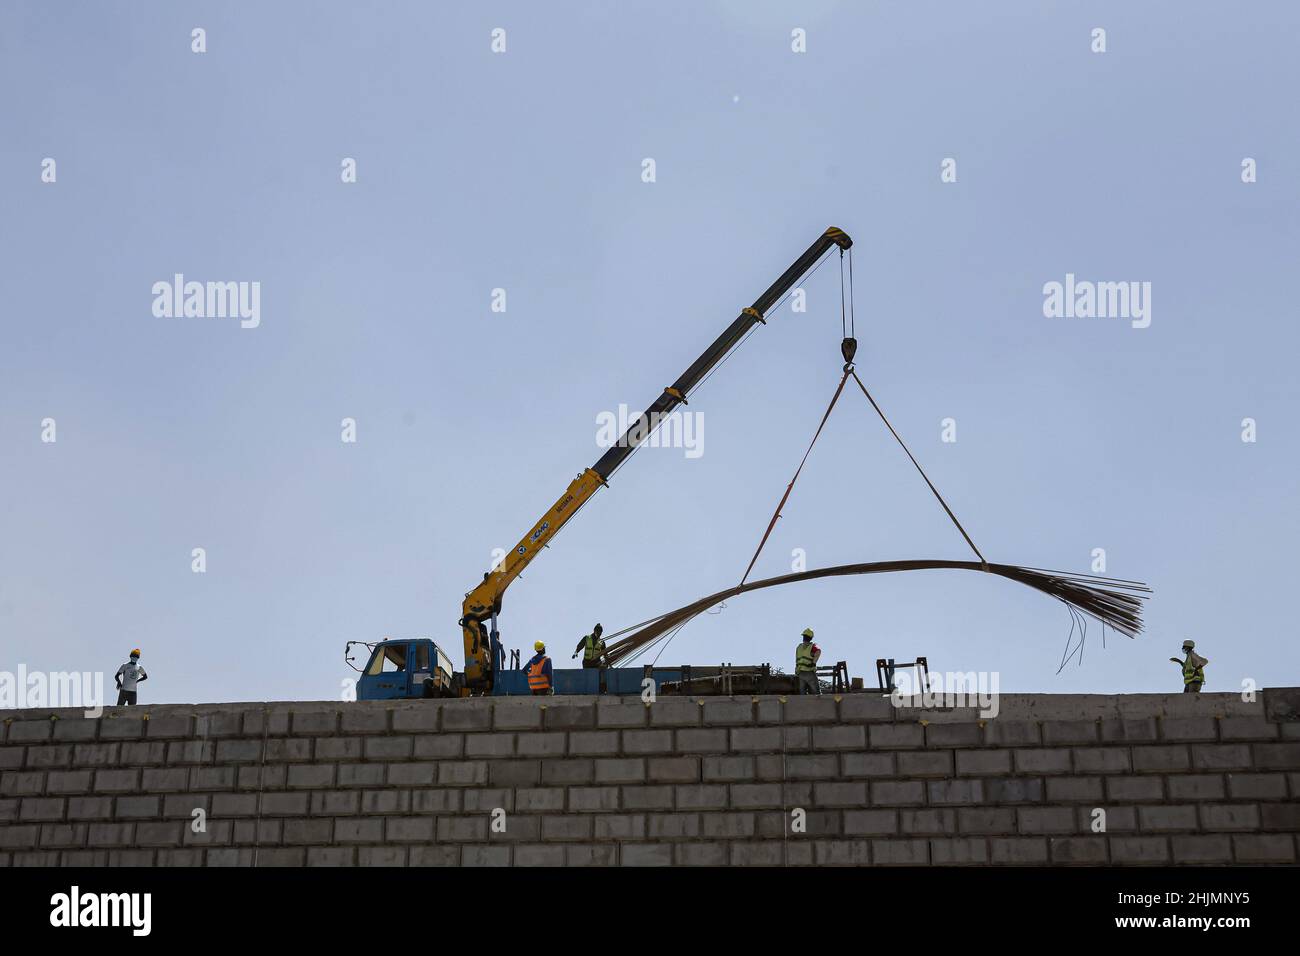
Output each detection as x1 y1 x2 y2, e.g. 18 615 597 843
526 641 554 696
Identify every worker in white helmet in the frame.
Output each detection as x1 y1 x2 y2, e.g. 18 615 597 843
795 628 821 695
1170 640 1208 693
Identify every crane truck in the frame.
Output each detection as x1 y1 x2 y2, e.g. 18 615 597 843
349 227 855 700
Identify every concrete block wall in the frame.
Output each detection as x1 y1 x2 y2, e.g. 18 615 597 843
1 689 1297 866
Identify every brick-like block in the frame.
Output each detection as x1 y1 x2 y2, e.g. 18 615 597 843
783 697 838 724
927 779 985 805
870 780 926 807
701 699 753 726
1159 717 1218 741
1226 772 1286 800
1108 836 1169 864
19 798 66 822
52 719 98 742
1042 720 1099 745
542 816 593 841
1217 717 1278 740
408 846 460 867
1199 803 1260 831
540 759 594 786
1100 718 1158 742
145 715 194 739
1044 777 1102 803
569 786 620 812
542 702 596 731
840 752 895 778
621 790 676 811
514 732 565 758
701 811 755 838
867 724 922 749
515 844 566 866
900 809 957 835
493 701 544 731
1017 806 1075 834
676 842 728 866
813 840 871 865
437 761 488 786
1172 834 1232 863
621 843 671 866
871 839 928 865
899 750 954 777
676 784 728 810
594 758 646 784
593 815 646 840
838 695 895 722
729 727 782 752
1049 836 1107 864
930 837 989 864
983 721 1040 747
1254 743 1300 770
730 784 782 809
1105 775 1163 802
844 810 897 835
97 717 145 740
488 759 541 787
595 699 649 729
7 721 53 743
1232 834 1295 863
1131 745 1189 772
702 755 754 782
648 700 701 728
358 846 407 867
568 731 619 756
1070 747 1130 774
1189 744 1250 770
957 807 1016 834
646 756 699 783
731 842 785 866
622 729 673 754
385 762 436 787
647 813 699 838
1137 804 1198 832
990 837 1048 864
1259 803 1300 830
1165 774 1225 801
463 733 515 758
926 723 982 748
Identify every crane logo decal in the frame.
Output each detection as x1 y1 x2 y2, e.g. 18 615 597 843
530 522 550 544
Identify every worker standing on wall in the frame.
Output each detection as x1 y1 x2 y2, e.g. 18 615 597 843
571 623 606 669
114 648 148 706
1170 640 1208 693
526 641 554 696
795 628 821 695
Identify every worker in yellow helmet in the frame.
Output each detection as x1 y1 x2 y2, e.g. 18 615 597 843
114 648 148 706
526 641 553 696
1170 640 1208 693
795 628 821 695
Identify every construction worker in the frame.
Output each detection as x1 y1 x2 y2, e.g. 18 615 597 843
1170 640 1208 693
571 623 606 669
526 641 554 696
795 628 821 695
114 649 148 706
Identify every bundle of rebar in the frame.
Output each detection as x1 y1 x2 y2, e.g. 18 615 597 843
601 560 1150 667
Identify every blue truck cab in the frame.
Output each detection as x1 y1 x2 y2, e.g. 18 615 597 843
356 638 458 700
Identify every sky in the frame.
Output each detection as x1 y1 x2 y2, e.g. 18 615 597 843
2 1 1297 706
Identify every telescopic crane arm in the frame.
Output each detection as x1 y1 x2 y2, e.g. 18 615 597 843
459 226 853 693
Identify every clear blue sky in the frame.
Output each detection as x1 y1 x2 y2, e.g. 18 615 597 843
2 1 1297 704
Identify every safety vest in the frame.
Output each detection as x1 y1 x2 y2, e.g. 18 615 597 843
527 655 551 691
1182 659 1205 685
795 642 817 672
583 634 605 664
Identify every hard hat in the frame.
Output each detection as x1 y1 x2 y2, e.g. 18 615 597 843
534 641 545 652
1181 640 1195 650
130 648 141 658
801 628 814 639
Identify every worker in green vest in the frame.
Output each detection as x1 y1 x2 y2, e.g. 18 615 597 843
571 623 607 669
795 627 821 695
1169 639 1208 693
